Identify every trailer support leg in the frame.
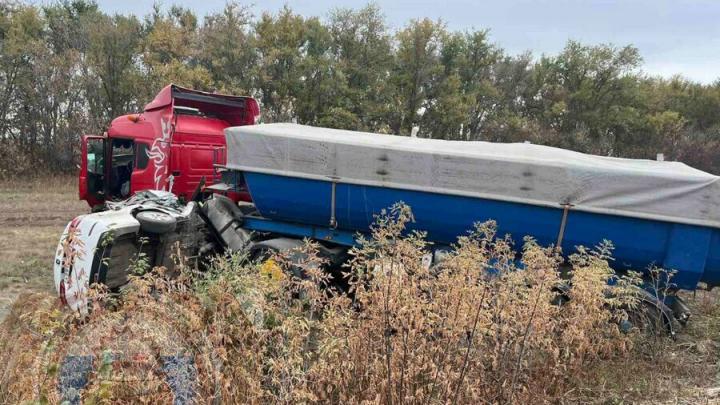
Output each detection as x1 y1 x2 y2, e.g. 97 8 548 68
555 203 572 251
329 179 338 229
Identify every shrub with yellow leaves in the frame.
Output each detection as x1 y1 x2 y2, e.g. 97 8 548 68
0 203 642 404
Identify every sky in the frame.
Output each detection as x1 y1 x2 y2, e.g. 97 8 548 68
89 0 719 84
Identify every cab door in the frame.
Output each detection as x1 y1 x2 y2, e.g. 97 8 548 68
170 142 217 200
79 135 106 207
130 141 154 193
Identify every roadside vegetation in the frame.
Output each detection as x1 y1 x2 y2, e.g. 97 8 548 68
2 1 720 177
0 203 717 403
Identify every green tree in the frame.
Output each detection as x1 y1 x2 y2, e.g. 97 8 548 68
2 2 720 176
141 5 211 96
199 2 255 94
295 17 348 126
252 6 309 121
421 30 500 140
327 4 393 131
390 18 446 135
85 13 145 129
529 41 644 155
1 2 92 171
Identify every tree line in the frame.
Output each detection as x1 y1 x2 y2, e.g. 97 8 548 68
1 0 719 176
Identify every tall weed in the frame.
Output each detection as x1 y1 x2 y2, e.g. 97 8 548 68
0 204 641 404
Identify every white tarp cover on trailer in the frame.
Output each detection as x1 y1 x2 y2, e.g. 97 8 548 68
225 123 720 228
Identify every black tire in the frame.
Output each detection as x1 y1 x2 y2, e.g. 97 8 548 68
626 299 673 336
135 210 177 234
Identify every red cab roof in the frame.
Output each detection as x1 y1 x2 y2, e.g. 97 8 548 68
144 84 255 111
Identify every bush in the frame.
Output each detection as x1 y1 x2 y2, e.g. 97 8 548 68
0 204 641 404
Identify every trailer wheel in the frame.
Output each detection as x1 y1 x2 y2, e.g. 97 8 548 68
625 298 675 336
135 210 177 234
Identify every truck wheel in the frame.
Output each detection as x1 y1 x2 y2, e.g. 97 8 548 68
135 210 177 234
625 298 674 336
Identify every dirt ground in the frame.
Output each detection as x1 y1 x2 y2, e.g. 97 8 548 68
0 176 86 320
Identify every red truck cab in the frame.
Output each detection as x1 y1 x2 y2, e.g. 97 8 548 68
79 84 260 207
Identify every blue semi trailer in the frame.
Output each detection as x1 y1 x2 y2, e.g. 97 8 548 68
221 124 720 293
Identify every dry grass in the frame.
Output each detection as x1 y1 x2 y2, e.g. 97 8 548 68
566 288 720 404
0 175 87 319
0 183 718 403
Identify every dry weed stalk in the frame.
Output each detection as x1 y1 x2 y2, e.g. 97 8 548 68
0 203 641 404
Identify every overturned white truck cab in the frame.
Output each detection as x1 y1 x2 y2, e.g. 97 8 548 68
53 189 344 314
53 191 208 313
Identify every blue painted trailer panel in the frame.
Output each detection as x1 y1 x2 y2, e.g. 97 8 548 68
244 172 720 290
705 232 720 286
